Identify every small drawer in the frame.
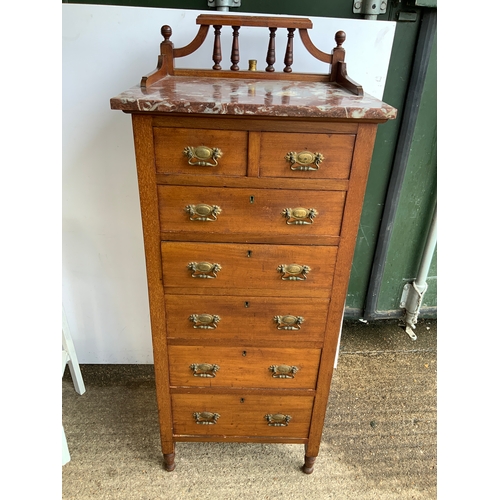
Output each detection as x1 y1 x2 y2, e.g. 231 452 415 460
172 393 314 438
259 132 355 179
165 295 329 343
161 242 337 297
153 127 248 176
158 185 346 241
168 346 321 389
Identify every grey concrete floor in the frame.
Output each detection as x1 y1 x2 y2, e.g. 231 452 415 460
62 318 437 499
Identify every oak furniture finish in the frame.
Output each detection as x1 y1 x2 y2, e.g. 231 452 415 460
110 14 396 474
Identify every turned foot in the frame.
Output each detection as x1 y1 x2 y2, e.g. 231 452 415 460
163 452 176 472
302 455 316 474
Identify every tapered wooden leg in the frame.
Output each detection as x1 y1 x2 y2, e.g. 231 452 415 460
163 452 176 472
302 455 316 474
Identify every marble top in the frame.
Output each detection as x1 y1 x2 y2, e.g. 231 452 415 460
110 76 397 121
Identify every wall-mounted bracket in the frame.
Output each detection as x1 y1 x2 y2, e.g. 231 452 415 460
208 0 241 11
353 0 388 19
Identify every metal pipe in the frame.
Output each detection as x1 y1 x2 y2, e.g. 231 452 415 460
363 9 436 320
402 203 437 339
415 207 437 288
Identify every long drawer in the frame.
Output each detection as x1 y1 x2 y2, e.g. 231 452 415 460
161 242 337 297
168 346 321 389
165 295 330 343
158 185 346 241
172 393 314 438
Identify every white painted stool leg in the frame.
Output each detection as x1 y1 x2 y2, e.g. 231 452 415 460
62 425 71 466
62 306 86 465
62 308 86 395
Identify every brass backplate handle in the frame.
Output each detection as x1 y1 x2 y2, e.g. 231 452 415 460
190 363 220 377
183 146 223 167
269 364 299 379
185 204 222 222
187 262 222 279
189 314 221 329
285 151 324 171
277 264 310 281
274 315 304 330
193 412 220 425
282 207 318 225
265 413 292 426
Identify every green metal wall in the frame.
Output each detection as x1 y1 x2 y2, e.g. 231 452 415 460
377 34 437 315
64 0 437 319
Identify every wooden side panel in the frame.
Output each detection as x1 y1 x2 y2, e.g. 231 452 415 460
306 122 378 458
168 346 321 389
131 114 174 455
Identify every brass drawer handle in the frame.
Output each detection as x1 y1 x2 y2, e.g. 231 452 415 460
282 207 318 225
265 413 292 427
285 151 324 171
193 412 220 425
183 146 223 167
189 314 221 329
274 315 304 330
185 204 222 222
190 363 220 378
277 264 310 281
269 364 299 379
187 261 222 279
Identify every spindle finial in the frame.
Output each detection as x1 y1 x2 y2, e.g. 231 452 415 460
335 31 346 49
161 25 172 42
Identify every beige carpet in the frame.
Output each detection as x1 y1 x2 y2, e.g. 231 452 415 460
62 319 437 499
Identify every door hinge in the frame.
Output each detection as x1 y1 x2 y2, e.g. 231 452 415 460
353 0 388 18
208 0 241 11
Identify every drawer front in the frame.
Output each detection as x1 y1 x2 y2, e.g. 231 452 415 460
172 393 314 438
168 346 321 389
161 242 337 296
158 185 346 239
165 295 329 343
259 132 355 179
154 127 248 176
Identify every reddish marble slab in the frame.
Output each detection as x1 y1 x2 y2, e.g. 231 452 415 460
110 76 397 121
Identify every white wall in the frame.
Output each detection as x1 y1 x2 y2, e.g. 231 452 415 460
62 4 395 363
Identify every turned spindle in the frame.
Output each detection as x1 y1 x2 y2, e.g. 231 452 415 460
335 30 346 50
330 30 347 82
158 25 174 76
283 28 295 73
161 25 172 44
266 27 277 72
230 26 240 71
212 25 222 70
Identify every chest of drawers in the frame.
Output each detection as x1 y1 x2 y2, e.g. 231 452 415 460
111 14 396 474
